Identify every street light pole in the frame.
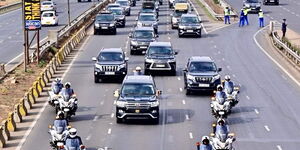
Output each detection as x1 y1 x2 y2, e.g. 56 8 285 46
67 0 71 26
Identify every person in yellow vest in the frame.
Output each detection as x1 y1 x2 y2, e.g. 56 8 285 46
224 7 231 24
258 9 264 27
243 7 250 25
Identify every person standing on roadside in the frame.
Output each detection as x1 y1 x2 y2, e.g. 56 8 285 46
224 7 231 24
258 9 264 27
282 19 287 38
243 7 249 25
239 8 245 27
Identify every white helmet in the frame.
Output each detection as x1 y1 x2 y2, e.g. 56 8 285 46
69 128 77 138
217 84 223 91
217 118 226 125
224 75 231 81
65 82 71 87
55 78 61 83
135 66 142 71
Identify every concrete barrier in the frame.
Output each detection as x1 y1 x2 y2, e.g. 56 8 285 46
7 113 16 132
19 98 28 116
0 126 6 148
24 93 32 110
13 104 22 123
28 87 36 104
1 120 10 141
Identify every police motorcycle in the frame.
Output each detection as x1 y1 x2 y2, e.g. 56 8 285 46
48 123 70 150
210 120 235 150
210 96 231 119
57 91 78 120
48 79 63 107
222 75 240 107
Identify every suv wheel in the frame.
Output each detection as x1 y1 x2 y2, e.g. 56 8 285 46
94 30 98 35
186 89 191 95
94 77 99 83
178 31 182 38
116 118 123 123
198 30 202 38
112 28 117 35
144 69 150 75
153 118 159 124
78 0 81 2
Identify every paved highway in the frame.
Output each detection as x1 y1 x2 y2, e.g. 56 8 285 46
0 0 99 65
19 0 300 150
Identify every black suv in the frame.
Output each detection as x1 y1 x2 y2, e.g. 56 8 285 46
183 56 222 95
144 42 177 75
94 12 117 35
178 14 202 38
129 27 157 55
263 0 279 5
92 48 128 83
243 0 261 13
116 0 131 16
114 75 161 124
108 7 126 27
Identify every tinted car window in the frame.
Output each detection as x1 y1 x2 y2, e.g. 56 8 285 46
96 14 114 21
134 30 154 38
42 2 52 5
148 46 173 55
246 0 259 2
174 10 188 17
121 83 155 96
43 13 54 17
139 15 156 21
117 1 129 6
188 62 217 72
110 9 123 15
141 9 155 13
98 52 123 61
181 16 199 23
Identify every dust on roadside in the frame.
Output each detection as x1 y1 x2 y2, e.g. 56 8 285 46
0 0 21 6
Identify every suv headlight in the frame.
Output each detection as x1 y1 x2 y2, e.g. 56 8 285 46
172 17 178 23
116 101 126 107
196 26 202 29
211 74 220 83
145 59 154 63
95 24 100 27
119 63 126 69
109 23 115 27
178 25 185 29
168 58 176 63
131 40 138 45
137 22 143 27
150 101 159 107
95 64 102 71
187 74 195 81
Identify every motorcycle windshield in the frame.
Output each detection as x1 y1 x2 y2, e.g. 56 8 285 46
216 129 228 142
68 147 77 150
225 87 233 94
56 127 64 134
61 91 70 101
52 85 61 94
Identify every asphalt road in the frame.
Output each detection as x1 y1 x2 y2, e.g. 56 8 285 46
20 0 300 150
0 0 100 64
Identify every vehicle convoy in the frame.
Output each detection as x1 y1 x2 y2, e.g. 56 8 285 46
142 1 159 16
41 11 58 26
108 7 126 27
116 0 131 16
183 56 222 95
178 14 202 37
92 48 128 83
171 3 189 29
136 13 159 34
243 0 261 13
129 27 157 55
114 75 161 124
94 12 117 35
57 92 78 120
263 0 279 5
144 42 177 75
222 75 240 107
41 1 56 12
211 119 236 150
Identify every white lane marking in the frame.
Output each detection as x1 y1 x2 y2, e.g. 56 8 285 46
108 128 112 134
0 40 3 43
264 125 270 131
253 25 300 88
113 100 116 105
189 132 194 139
93 116 99 121
270 17 274 20
100 101 104 105
111 113 114 118
109 122 113 125
86 135 91 140
8 36 12 39
218 51 221 54
246 96 250 100
168 37 171 40
277 145 283 150
214 45 217 48
296 14 300 17
182 100 186 105
232 74 236 78
185 114 190 120
179 88 183 92
254 109 259 114
281 74 287 80
291 12 295 15
177 77 181 80
222 58 225 61
226 65 231 70
167 115 174 123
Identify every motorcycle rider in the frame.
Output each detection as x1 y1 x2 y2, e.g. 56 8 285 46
223 75 234 94
49 111 69 147
59 82 77 115
214 119 229 134
51 78 64 93
65 128 85 150
197 136 212 150
133 66 142 75
215 85 226 104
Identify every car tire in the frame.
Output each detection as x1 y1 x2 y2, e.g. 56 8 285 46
116 118 123 123
94 77 99 83
78 0 81 2
130 50 135 55
94 30 98 35
198 31 202 38
170 68 176 76
144 69 150 75
113 28 117 35
178 32 182 38
186 89 191 95
152 118 159 124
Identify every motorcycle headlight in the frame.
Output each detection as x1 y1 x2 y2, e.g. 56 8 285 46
109 23 115 27
211 74 220 83
119 64 126 69
131 40 138 45
187 74 195 81
150 101 159 107
145 59 154 63
95 64 102 71
116 101 126 107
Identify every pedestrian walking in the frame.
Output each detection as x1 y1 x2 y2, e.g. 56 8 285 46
224 7 231 24
258 9 264 27
282 19 287 38
243 7 249 25
239 9 245 27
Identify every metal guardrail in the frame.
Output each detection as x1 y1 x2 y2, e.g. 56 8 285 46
0 2 21 14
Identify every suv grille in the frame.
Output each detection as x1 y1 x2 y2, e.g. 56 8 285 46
152 63 169 68
126 103 150 109
195 77 212 83
102 65 118 72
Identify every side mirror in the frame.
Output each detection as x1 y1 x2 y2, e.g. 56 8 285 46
155 34 159 37
129 33 133 38
125 57 129 61
218 68 222 72
114 89 120 97
174 51 178 55
92 57 97 61
182 68 187 72
156 90 162 96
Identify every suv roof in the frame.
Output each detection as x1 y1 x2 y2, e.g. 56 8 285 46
181 14 197 17
139 13 155 16
109 7 123 10
189 56 213 62
123 75 154 84
99 11 113 15
149 42 171 47
101 48 123 53
134 26 155 31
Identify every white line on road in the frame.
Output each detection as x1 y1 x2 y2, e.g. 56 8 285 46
177 77 181 80
254 109 259 114
113 100 116 105
179 88 183 92
108 128 112 134
100 101 104 105
226 65 231 70
281 74 287 80
222 58 225 61
189 132 193 139
277 145 283 150
232 74 236 78
86 135 91 140
182 100 186 105
111 113 114 118
93 116 99 121
246 96 250 100
254 25 300 88
264 125 270 131
185 114 190 120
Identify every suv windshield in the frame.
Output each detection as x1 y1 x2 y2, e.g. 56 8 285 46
141 9 155 13
246 0 258 3
98 52 123 61
181 16 199 24
148 46 173 56
42 2 52 5
96 14 114 21
139 15 156 21
188 62 217 72
121 83 155 96
134 30 154 39
117 1 128 6
110 9 123 15
174 10 188 17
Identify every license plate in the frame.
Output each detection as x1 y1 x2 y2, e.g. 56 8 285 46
140 46 147 49
135 110 140 113
102 27 108 29
105 72 115 75
187 30 193 32
219 111 225 115
156 64 165 67
199 84 209 87
46 22 51 24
